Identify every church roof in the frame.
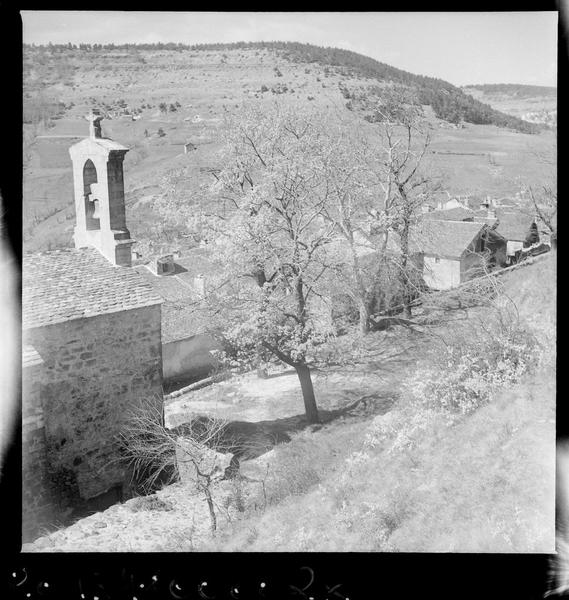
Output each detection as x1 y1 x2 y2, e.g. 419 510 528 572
23 248 162 330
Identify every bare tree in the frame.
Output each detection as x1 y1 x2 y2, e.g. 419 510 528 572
118 396 234 535
367 94 441 319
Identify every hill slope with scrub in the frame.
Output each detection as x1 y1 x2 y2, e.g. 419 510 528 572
23 42 555 254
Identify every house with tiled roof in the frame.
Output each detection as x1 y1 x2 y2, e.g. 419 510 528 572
470 208 545 263
22 113 164 541
411 219 507 290
133 248 222 385
353 219 507 291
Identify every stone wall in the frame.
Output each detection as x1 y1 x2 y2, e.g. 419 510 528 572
162 334 220 384
22 359 56 542
23 304 163 516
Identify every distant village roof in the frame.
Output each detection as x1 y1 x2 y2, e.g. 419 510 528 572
23 248 162 330
133 247 216 343
411 219 489 259
423 207 475 222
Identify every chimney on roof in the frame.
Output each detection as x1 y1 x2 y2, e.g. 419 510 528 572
156 255 175 276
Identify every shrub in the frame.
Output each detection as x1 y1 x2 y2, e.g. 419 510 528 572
404 320 539 415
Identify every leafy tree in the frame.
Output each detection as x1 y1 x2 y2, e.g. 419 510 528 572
201 106 341 423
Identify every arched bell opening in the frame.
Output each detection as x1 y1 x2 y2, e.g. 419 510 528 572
83 159 101 230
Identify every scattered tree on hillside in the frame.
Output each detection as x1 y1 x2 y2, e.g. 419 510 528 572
520 149 557 248
524 222 540 247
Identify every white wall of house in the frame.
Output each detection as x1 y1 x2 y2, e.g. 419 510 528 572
423 256 461 290
506 240 524 257
162 334 221 382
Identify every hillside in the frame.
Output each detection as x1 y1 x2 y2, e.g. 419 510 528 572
22 42 556 255
462 83 557 126
22 254 556 552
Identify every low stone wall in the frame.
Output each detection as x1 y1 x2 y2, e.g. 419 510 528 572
162 334 220 384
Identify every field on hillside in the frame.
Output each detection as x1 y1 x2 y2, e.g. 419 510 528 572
462 85 557 125
23 46 556 254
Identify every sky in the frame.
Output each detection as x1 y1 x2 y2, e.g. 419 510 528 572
20 11 558 87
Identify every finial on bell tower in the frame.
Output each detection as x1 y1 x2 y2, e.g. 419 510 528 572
85 109 103 139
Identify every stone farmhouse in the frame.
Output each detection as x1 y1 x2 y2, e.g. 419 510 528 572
354 217 507 293
425 205 549 265
22 112 164 540
410 219 507 290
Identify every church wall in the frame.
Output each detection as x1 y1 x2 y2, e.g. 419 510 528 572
23 304 163 521
22 360 56 542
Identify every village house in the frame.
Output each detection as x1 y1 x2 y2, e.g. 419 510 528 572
410 219 507 290
133 249 221 388
22 112 164 541
353 217 507 293
424 204 550 266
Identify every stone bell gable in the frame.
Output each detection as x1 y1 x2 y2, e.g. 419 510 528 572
69 110 134 266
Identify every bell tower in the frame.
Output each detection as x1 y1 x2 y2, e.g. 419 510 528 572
69 110 134 267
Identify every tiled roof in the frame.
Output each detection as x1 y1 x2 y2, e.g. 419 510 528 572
133 248 216 343
411 219 488 259
23 248 162 330
483 210 533 242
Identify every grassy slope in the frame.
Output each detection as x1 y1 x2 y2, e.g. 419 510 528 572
199 255 556 552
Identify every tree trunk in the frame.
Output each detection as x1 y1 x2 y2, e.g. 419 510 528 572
348 234 371 335
255 343 268 378
358 302 371 335
202 481 217 535
399 208 412 320
295 363 320 424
